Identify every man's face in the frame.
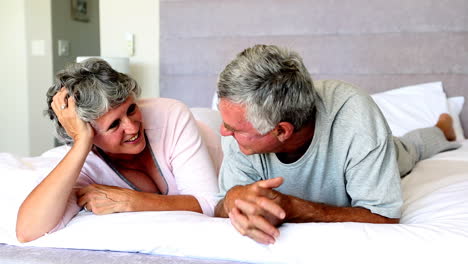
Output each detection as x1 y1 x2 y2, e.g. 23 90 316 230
218 99 281 155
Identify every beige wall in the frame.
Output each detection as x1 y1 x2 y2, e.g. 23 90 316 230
1 0 56 157
1 0 159 157
51 0 101 74
0 0 30 155
99 0 159 98
25 0 56 156
0 0 57 157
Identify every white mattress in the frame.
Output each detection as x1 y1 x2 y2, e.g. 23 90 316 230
1 141 468 264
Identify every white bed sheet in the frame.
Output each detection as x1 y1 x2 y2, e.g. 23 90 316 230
1 142 468 264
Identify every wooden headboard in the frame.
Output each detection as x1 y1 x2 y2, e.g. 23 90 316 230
160 0 468 137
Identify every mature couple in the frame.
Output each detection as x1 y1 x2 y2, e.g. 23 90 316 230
17 45 459 244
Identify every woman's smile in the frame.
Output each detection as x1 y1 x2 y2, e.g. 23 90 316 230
124 130 142 144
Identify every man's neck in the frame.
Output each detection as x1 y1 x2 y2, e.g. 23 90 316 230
275 121 315 164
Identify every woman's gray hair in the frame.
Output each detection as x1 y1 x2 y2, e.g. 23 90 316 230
217 44 317 134
45 58 141 143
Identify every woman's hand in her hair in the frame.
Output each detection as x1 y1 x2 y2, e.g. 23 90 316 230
51 88 94 144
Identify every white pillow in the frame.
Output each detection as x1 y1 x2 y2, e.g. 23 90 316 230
190 107 222 134
447 96 465 141
371 82 449 137
211 93 219 110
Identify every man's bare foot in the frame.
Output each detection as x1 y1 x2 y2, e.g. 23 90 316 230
436 113 456 141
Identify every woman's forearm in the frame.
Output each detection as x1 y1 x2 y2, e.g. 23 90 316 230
77 184 203 215
16 140 92 243
130 192 203 214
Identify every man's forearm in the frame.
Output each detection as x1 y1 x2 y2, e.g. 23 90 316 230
286 195 399 224
214 198 228 218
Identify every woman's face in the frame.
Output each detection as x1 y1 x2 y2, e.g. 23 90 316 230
92 96 145 158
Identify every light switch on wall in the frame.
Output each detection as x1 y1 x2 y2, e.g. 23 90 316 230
58 40 70 56
126 33 134 56
31 40 45 56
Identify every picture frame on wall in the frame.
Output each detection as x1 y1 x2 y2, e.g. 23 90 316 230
71 0 89 22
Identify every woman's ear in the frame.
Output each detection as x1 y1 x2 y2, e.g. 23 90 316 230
273 122 294 142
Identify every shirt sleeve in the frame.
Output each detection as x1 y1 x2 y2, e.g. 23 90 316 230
341 94 403 219
48 171 94 233
166 102 219 216
217 137 262 199
345 133 403 219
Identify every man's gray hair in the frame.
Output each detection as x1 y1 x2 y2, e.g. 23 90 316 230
45 58 141 143
217 44 317 134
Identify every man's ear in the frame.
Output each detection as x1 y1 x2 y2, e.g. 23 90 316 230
273 122 294 142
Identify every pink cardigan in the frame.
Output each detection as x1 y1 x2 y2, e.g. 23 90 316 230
50 98 221 232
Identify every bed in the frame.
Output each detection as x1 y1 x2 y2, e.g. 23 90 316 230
1 81 468 263
2 1 468 263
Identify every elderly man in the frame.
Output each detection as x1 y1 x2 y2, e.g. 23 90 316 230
214 44 459 244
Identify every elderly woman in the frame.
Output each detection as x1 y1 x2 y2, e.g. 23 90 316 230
16 59 220 243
